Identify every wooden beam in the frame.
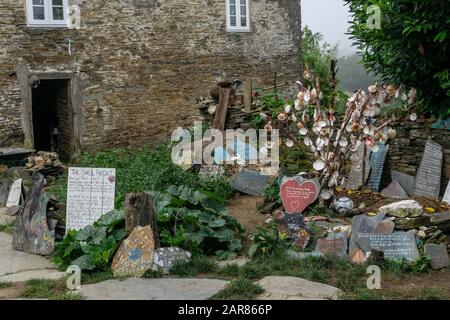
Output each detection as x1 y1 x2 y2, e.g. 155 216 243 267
213 87 231 131
243 78 252 113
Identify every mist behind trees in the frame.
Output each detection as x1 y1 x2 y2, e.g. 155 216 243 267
337 54 379 93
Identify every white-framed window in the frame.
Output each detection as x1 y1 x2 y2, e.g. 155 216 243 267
226 0 250 32
26 0 69 27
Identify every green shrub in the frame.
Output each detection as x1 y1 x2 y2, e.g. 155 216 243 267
153 185 245 260
248 222 286 258
53 210 126 271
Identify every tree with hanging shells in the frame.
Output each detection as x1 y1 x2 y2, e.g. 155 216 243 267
260 65 417 201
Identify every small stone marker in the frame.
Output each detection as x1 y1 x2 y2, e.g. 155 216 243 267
112 226 155 277
232 168 272 196
152 247 192 274
378 200 423 218
381 180 408 199
424 243 450 270
367 143 389 192
372 219 395 235
6 179 22 210
442 181 450 204
315 232 348 258
280 177 319 213
345 143 370 190
349 213 385 262
66 168 116 231
391 170 415 196
354 231 420 262
414 139 443 198
274 212 310 250
12 174 55 256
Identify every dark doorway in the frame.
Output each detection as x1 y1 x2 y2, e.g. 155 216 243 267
31 79 73 161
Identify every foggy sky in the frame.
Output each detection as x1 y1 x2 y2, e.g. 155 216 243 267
302 0 356 57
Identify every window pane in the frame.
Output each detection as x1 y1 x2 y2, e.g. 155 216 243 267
240 0 247 6
53 7 64 20
230 5 236 16
230 16 236 27
52 0 63 5
33 0 44 5
33 7 45 20
241 17 247 27
229 0 236 5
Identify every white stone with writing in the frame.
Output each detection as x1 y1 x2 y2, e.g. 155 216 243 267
443 181 450 205
6 179 22 208
66 168 116 231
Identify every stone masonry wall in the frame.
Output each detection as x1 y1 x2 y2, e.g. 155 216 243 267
0 0 302 152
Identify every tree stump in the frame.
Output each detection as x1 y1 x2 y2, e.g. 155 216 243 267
125 192 160 248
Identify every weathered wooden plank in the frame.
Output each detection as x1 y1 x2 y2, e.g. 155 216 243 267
212 88 231 132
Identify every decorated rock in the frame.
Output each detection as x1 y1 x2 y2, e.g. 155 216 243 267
152 247 192 274
332 197 354 214
279 177 320 213
112 225 155 277
378 200 423 218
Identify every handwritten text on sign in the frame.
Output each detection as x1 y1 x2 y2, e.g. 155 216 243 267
66 168 116 231
280 178 319 213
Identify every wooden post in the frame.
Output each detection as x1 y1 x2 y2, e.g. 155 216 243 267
125 192 160 248
212 87 231 131
243 78 252 113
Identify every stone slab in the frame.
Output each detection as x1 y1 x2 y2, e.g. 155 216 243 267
0 270 65 283
256 276 342 300
391 170 415 196
217 257 250 268
367 143 389 192
232 169 273 196
78 278 228 300
424 243 450 270
0 232 59 282
381 180 408 199
414 139 443 198
0 209 15 225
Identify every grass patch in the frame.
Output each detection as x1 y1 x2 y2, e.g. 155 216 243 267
212 279 264 300
49 144 234 208
21 278 83 300
81 271 115 285
0 280 12 289
0 222 14 234
353 287 449 300
170 255 218 277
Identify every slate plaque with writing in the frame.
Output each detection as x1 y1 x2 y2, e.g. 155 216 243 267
367 143 389 192
414 139 443 198
66 168 116 231
354 232 419 262
442 181 450 204
232 168 272 196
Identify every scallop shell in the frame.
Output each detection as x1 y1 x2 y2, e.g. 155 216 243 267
370 144 380 153
339 138 348 147
260 113 268 120
313 159 326 171
410 113 417 121
320 189 333 200
285 139 294 148
296 122 304 129
278 113 287 121
299 128 308 135
388 128 397 140
304 136 312 146
304 90 311 103
311 88 318 100
295 99 302 110
368 85 378 94
291 114 297 122
285 105 291 113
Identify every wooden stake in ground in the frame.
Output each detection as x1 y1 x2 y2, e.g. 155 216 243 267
125 192 160 248
243 78 253 113
212 87 231 131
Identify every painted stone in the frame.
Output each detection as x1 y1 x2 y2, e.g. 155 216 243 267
152 247 192 274
280 177 319 213
353 231 420 262
381 180 408 199
12 174 55 256
391 170 415 196
378 200 423 218
232 169 273 196
424 243 450 270
274 212 310 250
112 226 155 277
332 197 354 214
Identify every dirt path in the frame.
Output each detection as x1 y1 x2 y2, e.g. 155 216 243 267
227 194 269 234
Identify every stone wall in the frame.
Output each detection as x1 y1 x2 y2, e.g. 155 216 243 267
0 0 302 152
388 119 450 196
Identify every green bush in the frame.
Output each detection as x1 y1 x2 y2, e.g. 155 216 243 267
153 185 245 260
53 210 126 271
49 143 234 207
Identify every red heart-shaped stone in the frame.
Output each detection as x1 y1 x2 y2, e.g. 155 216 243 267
280 179 318 213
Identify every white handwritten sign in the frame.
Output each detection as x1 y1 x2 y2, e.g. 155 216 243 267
66 168 116 231
443 181 450 205
6 179 22 208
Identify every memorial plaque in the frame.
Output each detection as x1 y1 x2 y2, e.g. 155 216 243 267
66 168 116 231
280 177 319 213
414 139 443 198
354 232 420 262
442 181 450 204
346 143 370 190
6 179 22 208
232 168 272 196
367 143 389 192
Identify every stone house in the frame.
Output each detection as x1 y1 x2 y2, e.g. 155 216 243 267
0 0 302 160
